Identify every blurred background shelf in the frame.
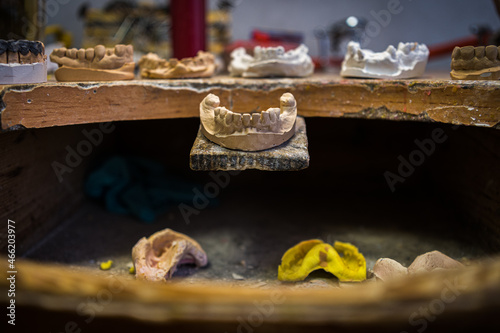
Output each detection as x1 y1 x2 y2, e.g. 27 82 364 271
1 72 499 131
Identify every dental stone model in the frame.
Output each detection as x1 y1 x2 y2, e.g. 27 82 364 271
138 51 215 79
229 44 314 77
49 44 135 81
373 250 463 281
341 41 429 79
0 40 47 84
132 228 208 282
450 45 500 80
200 92 297 151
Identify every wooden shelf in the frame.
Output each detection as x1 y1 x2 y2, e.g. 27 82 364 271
1 73 499 131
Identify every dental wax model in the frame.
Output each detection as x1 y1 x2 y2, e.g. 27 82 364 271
49 44 135 81
340 41 429 79
450 45 500 80
277 239 366 282
200 92 297 151
228 44 314 77
0 40 47 84
138 51 215 79
132 228 207 282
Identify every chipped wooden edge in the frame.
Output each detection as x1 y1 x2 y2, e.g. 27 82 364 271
1 74 499 131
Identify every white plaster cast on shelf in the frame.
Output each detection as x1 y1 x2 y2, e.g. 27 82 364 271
200 92 297 151
228 44 314 78
340 41 429 79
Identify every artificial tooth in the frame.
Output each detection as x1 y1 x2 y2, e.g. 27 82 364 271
225 112 233 125
261 111 270 125
220 108 228 118
356 49 364 60
386 45 397 59
67 48 77 58
274 109 281 119
232 113 242 126
460 46 474 60
347 43 356 56
114 44 126 56
54 47 66 57
94 45 106 61
85 48 94 61
77 48 86 60
474 46 485 58
214 108 220 117
485 45 497 61
398 43 411 55
452 47 460 60
125 45 133 56
251 113 260 126
242 113 251 126
269 109 277 122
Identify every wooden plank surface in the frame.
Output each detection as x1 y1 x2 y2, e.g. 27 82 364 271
1 73 499 130
1 256 499 329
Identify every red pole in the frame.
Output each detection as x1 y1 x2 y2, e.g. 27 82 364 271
170 0 206 59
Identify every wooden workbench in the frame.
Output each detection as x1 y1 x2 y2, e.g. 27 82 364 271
1 73 499 130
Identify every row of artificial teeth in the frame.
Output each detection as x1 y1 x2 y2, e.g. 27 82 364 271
351 42 424 61
52 45 132 62
452 46 500 61
214 107 281 127
0 40 45 64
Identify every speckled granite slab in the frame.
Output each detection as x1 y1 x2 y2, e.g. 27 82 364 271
190 117 309 171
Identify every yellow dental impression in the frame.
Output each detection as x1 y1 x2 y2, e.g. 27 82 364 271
278 239 366 282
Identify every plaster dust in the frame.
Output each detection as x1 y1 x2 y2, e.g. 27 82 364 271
25 183 485 288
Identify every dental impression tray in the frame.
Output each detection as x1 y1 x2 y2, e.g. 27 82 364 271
341 41 429 79
450 45 500 80
200 92 297 151
229 44 314 78
138 51 215 79
49 44 135 81
0 39 47 84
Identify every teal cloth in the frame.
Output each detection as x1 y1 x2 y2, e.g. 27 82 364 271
85 156 202 222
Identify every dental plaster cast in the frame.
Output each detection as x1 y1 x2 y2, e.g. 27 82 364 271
138 51 215 79
450 45 500 80
341 41 429 79
200 92 297 151
0 40 47 84
373 250 463 281
132 228 207 282
229 44 314 77
49 44 135 81
372 258 408 281
408 250 464 275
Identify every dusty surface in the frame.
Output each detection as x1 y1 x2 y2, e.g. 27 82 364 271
24 183 485 288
